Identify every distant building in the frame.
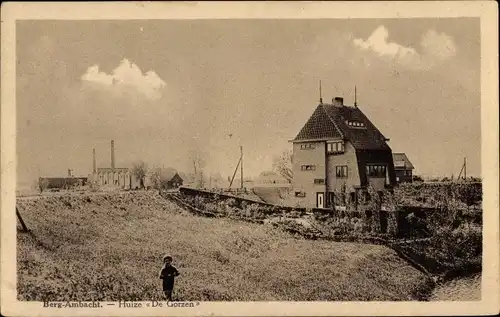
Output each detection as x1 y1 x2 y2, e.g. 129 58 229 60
393 153 414 183
155 167 184 189
41 177 88 190
92 140 143 189
291 96 397 209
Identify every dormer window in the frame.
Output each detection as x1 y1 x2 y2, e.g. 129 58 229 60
346 120 366 128
327 141 344 154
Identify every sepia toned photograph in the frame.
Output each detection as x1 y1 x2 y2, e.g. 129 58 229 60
2 2 499 316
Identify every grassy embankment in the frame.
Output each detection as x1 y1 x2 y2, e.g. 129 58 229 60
17 191 431 301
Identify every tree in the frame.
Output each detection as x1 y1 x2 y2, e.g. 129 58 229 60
37 178 49 193
149 167 162 189
132 161 148 189
272 149 293 183
189 149 207 189
412 175 424 182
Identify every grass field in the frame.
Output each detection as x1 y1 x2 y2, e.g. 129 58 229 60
17 191 431 301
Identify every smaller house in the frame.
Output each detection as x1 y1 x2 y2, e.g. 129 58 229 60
393 153 414 183
168 173 184 189
157 168 184 189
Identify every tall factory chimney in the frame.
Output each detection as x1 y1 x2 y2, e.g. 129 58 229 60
111 140 115 170
93 148 96 173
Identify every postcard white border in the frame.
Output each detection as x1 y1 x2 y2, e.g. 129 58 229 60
2 1 499 316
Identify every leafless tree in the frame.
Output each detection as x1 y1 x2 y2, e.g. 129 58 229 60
272 149 293 183
189 149 207 188
149 168 162 189
132 161 148 189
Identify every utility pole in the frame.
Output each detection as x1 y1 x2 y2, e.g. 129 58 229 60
240 145 244 189
464 157 467 181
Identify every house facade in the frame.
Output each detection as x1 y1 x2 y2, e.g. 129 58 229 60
393 153 414 183
291 97 397 209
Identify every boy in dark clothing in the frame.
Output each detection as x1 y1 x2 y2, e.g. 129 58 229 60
159 255 180 301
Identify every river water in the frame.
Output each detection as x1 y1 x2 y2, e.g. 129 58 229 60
430 274 482 301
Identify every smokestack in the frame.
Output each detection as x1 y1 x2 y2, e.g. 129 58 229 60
333 97 344 107
111 140 115 170
93 149 96 173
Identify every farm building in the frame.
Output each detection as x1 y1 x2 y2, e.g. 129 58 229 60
393 153 415 183
291 96 397 209
152 167 184 189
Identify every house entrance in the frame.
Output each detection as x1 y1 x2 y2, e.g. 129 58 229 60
316 192 324 208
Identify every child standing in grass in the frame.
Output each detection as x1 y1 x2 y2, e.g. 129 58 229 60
159 254 180 301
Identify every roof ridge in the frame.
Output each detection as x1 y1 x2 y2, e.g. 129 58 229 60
320 104 344 139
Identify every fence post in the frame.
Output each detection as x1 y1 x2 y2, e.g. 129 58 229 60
16 206 28 232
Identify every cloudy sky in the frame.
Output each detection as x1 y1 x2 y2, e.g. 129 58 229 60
16 18 480 188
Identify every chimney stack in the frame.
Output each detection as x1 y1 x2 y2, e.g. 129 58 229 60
111 140 115 170
333 97 344 107
93 149 96 173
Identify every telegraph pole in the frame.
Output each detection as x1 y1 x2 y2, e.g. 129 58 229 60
240 146 244 189
464 157 467 181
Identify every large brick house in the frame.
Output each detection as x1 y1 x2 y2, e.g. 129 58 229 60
291 97 397 209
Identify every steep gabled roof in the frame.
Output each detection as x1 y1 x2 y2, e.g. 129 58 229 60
293 104 343 141
293 103 390 150
171 172 183 182
393 153 414 169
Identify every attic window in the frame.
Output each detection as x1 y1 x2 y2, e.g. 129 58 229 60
346 120 366 128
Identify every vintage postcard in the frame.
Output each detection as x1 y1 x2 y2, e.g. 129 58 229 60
1 1 499 316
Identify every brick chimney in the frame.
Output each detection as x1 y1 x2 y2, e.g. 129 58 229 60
333 97 344 107
111 140 115 170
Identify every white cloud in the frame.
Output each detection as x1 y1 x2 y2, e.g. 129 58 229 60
421 29 457 61
81 59 166 100
353 26 418 60
353 26 457 70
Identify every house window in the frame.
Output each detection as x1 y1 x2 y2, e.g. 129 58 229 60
346 120 366 128
336 165 348 178
366 164 387 178
300 143 315 150
327 141 345 154
295 191 306 198
314 178 325 185
301 165 316 171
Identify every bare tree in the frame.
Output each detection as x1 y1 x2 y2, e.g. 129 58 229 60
189 149 207 188
37 178 49 193
272 149 293 183
149 167 162 189
132 161 148 189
